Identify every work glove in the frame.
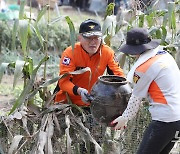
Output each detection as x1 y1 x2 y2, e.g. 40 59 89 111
111 116 128 130
78 88 89 103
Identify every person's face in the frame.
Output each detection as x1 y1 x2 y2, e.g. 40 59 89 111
78 34 102 56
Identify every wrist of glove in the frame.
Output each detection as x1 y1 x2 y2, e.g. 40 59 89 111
78 88 89 103
111 116 128 130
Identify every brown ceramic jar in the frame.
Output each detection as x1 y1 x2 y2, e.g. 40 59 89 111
90 75 132 126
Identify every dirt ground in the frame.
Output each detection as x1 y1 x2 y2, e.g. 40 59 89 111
0 75 23 114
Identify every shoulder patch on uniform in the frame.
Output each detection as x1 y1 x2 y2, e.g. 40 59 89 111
62 57 71 65
157 50 167 55
133 73 140 83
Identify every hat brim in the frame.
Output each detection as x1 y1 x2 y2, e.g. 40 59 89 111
82 31 102 37
119 39 161 55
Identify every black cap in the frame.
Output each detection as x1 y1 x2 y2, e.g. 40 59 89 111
118 27 160 55
79 19 102 37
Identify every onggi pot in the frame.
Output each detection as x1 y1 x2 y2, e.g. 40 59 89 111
90 75 132 126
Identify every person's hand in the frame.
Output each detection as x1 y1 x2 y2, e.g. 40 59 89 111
78 88 89 103
111 116 128 130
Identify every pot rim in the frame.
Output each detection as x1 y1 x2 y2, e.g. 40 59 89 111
98 75 127 85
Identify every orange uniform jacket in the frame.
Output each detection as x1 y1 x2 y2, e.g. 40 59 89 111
54 42 124 106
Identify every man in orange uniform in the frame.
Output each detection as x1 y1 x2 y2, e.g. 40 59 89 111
54 19 124 106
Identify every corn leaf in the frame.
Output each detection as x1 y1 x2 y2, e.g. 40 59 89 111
168 2 176 30
149 27 159 38
102 15 116 36
45 114 54 154
65 115 72 154
31 24 45 48
22 116 29 135
45 104 70 113
138 14 145 27
49 15 66 25
25 57 33 75
65 16 76 51
8 135 23 154
74 117 103 153
117 53 126 69
27 102 41 115
0 63 9 83
28 67 91 99
104 34 111 46
36 5 49 23
162 12 168 27
146 12 155 28
13 111 22 119
53 113 62 135
9 56 49 115
160 26 167 42
13 60 25 89
18 20 29 54
156 29 162 39
38 131 47 154
19 0 25 19
11 19 19 51
31 5 49 48
27 74 67 100
104 3 115 20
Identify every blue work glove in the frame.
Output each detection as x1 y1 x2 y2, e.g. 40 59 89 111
78 88 89 103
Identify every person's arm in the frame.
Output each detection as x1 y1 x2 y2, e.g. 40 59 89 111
111 94 142 130
59 75 90 103
58 49 78 96
112 61 157 130
58 48 90 103
106 48 125 77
